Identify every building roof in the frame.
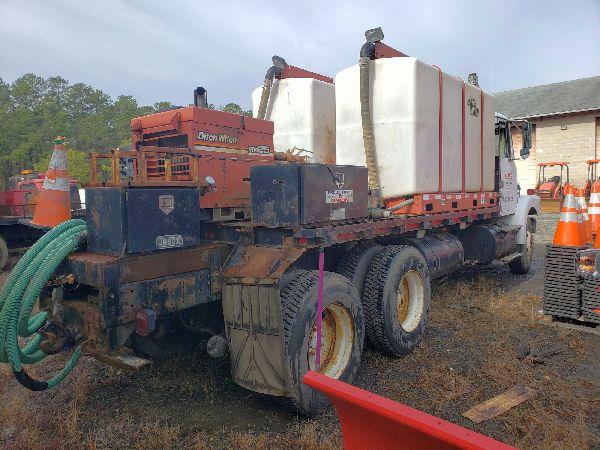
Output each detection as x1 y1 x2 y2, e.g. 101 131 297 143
494 76 600 119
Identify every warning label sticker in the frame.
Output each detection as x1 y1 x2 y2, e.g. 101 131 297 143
325 190 353 204
330 208 346 220
158 195 174 215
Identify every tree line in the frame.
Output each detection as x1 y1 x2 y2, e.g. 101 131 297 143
0 74 251 187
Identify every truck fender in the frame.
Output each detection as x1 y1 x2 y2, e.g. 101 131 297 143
497 195 540 244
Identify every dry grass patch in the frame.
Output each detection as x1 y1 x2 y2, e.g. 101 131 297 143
227 420 341 450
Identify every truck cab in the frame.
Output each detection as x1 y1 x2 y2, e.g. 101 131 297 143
495 112 531 216
494 113 540 271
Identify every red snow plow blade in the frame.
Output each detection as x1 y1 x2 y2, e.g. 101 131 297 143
303 371 515 450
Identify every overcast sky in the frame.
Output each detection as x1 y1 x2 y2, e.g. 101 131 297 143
1 0 599 109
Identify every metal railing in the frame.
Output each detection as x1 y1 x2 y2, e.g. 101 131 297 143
89 147 208 188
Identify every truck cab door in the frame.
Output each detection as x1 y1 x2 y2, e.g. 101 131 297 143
496 122 518 216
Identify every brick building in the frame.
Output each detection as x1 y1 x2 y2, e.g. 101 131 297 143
495 76 600 190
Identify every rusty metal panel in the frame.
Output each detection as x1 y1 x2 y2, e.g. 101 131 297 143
118 269 212 316
223 283 288 396
64 244 228 289
223 245 304 283
61 252 121 288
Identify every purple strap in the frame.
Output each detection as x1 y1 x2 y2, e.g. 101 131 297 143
315 247 325 371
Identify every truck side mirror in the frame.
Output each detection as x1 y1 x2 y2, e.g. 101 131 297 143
520 122 532 159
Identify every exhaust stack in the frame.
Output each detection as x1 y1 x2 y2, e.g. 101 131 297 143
194 87 208 108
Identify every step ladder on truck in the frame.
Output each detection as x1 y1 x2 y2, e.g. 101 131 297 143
0 28 539 447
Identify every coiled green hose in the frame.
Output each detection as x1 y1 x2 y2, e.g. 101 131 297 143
0 219 87 390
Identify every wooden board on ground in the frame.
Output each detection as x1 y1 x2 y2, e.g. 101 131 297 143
463 385 536 423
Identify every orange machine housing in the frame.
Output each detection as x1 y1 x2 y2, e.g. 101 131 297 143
130 106 275 209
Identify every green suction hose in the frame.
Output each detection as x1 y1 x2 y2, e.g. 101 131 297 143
0 219 87 390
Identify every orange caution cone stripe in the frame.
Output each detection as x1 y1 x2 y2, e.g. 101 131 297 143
589 182 600 237
576 188 593 244
31 136 72 228
553 185 586 247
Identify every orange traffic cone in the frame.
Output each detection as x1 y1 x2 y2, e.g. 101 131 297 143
31 136 71 227
553 185 586 247
594 230 600 248
589 182 600 237
576 188 593 243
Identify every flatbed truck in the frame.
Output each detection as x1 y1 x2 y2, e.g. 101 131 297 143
6 30 540 416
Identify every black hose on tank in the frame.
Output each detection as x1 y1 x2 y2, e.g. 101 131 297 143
359 36 381 207
256 56 288 120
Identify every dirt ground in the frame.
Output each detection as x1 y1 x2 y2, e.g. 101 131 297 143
1 213 599 449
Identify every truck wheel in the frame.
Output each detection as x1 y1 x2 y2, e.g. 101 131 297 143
508 218 534 274
336 241 383 297
0 236 8 271
363 245 431 356
281 270 364 415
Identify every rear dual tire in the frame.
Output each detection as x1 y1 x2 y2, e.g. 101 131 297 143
280 270 364 415
336 241 383 297
362 245 431 356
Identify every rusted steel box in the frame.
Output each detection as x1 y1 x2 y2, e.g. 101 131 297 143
251 163 368 227
86 187 209 256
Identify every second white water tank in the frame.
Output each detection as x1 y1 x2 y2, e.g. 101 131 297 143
252 78 336 164
335 57 495 199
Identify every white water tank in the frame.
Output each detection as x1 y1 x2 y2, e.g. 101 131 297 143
335 57 495 199
252 78 336 164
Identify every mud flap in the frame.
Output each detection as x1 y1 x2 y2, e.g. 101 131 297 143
222 283 288 396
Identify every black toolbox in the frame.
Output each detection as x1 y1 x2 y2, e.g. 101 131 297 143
86 187 209 256
251 163 368 227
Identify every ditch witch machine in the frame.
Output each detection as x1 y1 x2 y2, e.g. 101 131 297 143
1 29 539 415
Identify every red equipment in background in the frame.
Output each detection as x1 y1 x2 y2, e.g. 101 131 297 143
0 174 81 218
128 105 274 211
535 162 570 199
303 371 515 450
0 168 82 270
